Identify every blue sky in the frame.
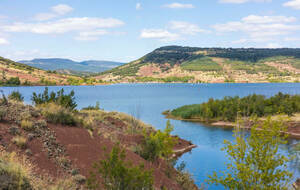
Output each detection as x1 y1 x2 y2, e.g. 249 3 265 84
0 0 300 62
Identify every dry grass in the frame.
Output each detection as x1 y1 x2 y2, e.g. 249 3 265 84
12 136 27 149
21 119 34 131
0 147 34 189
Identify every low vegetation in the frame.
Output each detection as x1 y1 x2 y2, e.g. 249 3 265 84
40 103 78 126
8 91 24 102
139 120 177 161
168 92 300 122
208 117 292 189
181 57 222 71
87 144 154 190
32 87 77 110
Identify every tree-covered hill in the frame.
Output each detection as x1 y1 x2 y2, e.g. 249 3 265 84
97 46 300 83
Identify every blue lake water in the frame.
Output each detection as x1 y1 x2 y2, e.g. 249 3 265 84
1 83 300 189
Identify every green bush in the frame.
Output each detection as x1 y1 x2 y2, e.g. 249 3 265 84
8 91 24 102
140 120 177 161
87 144 153 190
32 87 77 110
82 101 100 111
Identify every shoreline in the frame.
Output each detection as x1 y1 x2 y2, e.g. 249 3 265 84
1 81 299 88
163 112 300 139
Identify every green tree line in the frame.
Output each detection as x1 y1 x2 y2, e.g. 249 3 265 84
170 92 300 122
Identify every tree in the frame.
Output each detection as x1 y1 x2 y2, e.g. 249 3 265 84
87 144 153 190
208 117 292 190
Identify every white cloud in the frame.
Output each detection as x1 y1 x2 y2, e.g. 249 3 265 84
34 4 73 21
0 38 9 45
136 3 142 10
51 4 73 15
169 21 208 35
283 0 300 10
140 29 179 41
219 0 271 3
242 15 296 24
75 30 108 41
3 17 124 34
163 3 195 9
213 15 300 41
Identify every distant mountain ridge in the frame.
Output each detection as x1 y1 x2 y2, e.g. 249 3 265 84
19 58 125 74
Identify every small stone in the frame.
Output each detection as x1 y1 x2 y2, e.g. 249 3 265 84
25 149 32 156
27 133 35 141
8 126 20 135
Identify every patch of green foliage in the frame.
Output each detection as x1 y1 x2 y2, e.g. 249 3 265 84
102 61 146 77
170 92 300 122
208 117 292 189
32 87 77 110
0 76 21 86
225 60 279 74
139 120 177 161
87 144 153 190
82 101 101 111
8 91 24 102
181 57 222 71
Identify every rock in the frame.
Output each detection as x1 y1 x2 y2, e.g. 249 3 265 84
8 126 20 135
27 133 35 141
25 149 32 156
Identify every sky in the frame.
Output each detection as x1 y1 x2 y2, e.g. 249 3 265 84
0 0 300 62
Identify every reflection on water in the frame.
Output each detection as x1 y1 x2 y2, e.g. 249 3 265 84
1 83 300 190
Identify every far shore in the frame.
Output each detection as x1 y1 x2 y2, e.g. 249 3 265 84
163 112 300 139
1 81 299 88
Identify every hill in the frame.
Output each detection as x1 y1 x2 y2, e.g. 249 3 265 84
0 89 197 189
20 58 125 75
0 56 105 86
96 46 300 83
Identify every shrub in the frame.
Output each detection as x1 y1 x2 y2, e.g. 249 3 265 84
11 136 27 149
140 120 177 161
8 91 24 102
21 120 34 131
32 87 77 110
87 144 153 190
0 150 33 190
41 103 77 126
82 101 100 111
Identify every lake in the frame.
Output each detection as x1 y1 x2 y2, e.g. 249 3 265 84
1 83 300 189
